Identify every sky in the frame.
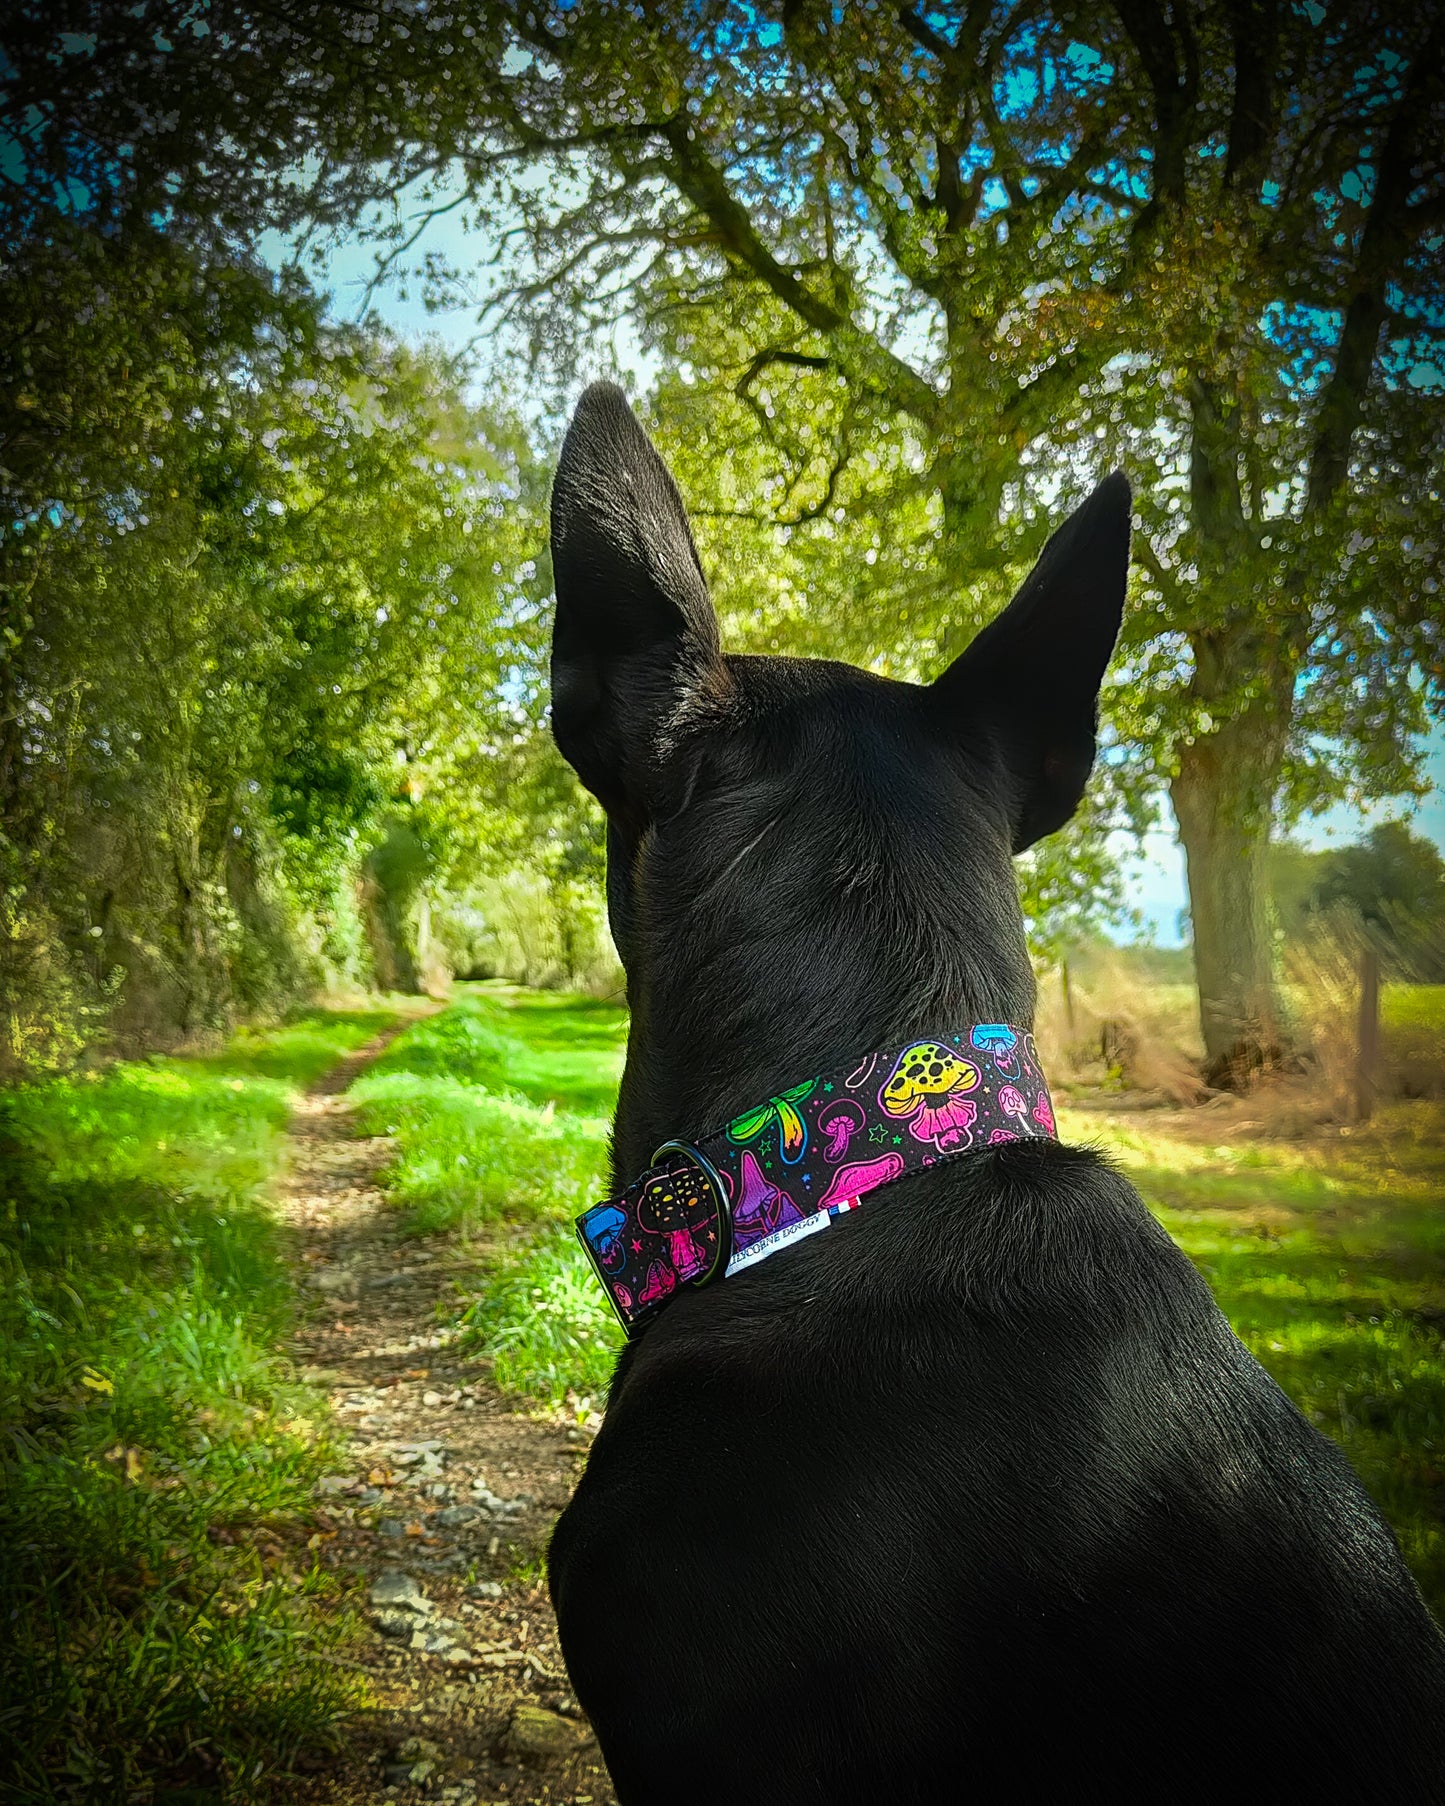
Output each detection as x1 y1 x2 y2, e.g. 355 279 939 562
271 206 1445 948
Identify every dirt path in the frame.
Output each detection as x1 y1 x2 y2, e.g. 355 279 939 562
277 1025 618 1805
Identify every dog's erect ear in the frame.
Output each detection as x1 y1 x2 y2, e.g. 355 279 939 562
549 383 722 819
933 473 1131 852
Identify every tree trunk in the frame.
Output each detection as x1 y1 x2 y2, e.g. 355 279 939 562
1170 379 1299 1089
1170 695 1288 1088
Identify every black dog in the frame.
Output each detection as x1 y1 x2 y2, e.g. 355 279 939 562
546 383 1445 1803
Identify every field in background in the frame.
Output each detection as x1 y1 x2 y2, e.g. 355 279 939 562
0 1004 416 1801
1036 944 1445 1109
371 985 1445 1625
1061 1095 1445 1614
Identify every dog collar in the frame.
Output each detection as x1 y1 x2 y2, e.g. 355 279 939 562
576 1025 1056 1338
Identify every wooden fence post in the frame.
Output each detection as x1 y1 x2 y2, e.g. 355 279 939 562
1354 947 1381 1123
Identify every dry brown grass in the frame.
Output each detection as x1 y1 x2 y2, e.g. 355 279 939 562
1034 928 1444 1120
1035 950 1207 1105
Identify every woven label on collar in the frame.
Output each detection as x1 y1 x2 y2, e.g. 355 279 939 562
576 1026 1055 1337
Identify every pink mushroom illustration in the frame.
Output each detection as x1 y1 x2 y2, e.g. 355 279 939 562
818 1099 866 1162
878 1041 981 1150
817 1152 904 1211
637 1260 675 1307
997 1085 1027 1124
1032 1092 1055 1135
913 1095 976 1151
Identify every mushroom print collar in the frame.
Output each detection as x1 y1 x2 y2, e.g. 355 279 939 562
576 1025 1057 1337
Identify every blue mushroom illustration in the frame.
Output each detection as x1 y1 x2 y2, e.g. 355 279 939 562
970 1023 1020 1078
583 1202 630 1271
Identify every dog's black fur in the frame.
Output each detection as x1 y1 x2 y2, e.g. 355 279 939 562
546 384 1445 1803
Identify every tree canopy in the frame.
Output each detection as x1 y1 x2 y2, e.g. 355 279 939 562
1272 820 1445 976
0 207 548 1069
4 0 1442 1077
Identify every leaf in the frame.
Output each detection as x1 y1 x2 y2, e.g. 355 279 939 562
726 1103 774 1142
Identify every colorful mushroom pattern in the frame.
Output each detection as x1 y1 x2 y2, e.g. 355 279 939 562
577 1023 1057 1332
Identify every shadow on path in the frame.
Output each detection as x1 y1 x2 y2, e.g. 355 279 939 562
273 1019 616 1805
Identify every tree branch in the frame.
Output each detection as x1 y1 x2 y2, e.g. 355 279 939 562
1222 0 1280 191
1307 12 1445 512
735 347 831 397
658 121 944 429
1111 0 1200 221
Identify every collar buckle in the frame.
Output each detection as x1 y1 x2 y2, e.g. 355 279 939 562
576 1142 733 1339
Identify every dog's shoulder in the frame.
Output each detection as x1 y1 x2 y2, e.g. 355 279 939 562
635 1139 1206 1357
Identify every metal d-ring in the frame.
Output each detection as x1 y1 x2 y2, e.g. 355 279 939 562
649 1138 733 1285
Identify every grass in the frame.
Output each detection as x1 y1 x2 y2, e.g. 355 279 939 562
355 985 627 1402
0 1005 401 1803
1381 983 1445 1096
1383 984 1445 1036
376 986 1445 1627
351 986 623 1234
464 1222 623 1408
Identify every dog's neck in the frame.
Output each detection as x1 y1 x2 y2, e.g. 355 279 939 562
608 838 1037 1184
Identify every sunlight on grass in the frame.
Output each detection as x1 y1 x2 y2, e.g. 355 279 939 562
359 986 627 1404
376 991 1445 1625
355 1072 611 1229
353 985 623 1234
459 1223 623 1407
0 1006 398 1801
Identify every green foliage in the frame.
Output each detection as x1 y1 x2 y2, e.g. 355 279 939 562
0 1007 395 1801
1 208 547 1072
240 0 1440 1042
431 868 622 996
1312 823 1445 926
459 1223 623 1409
1273 823 1445 980
8 0 1445 1056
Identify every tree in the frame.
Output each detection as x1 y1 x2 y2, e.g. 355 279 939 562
1313 821 1445 925
276 0 1442 1082
0 206 546 1067
7 3 1443 1077
1272 821 1445 977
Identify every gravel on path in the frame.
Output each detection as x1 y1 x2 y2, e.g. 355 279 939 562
274 1023 618 1806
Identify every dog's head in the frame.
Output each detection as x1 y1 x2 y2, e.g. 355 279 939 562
549 383 1129 1161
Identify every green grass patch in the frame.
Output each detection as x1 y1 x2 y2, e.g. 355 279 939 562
0 1005 398 1803
356 986 626 1402
1382 983 1445 1095
458 1223 623 1408
353 985 624 1234
375 989 1445 1627
1383 983 1445 1035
